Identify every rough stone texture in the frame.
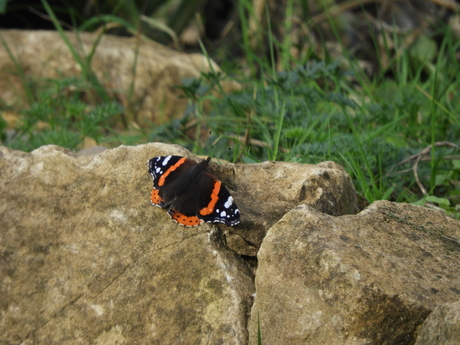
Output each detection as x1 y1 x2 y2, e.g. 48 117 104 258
227 160 360 254
5 142 457 344
0 143 254 344
0 30 237 125
249 201 460 345
415 300 460 345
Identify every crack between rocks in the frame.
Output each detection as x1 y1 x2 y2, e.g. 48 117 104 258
208 227 255 345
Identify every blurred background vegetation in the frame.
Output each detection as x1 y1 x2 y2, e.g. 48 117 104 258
0 0 459 215
2 0 457 70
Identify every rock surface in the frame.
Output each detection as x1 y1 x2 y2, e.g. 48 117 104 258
226 160 360 255
2 143 459 344
0 30 234 125
248 201 460 345
415 300 460 345
0 143 254 344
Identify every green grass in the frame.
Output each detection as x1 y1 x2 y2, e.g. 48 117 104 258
151 0 460 217
4 76 124 151
0 1 459 217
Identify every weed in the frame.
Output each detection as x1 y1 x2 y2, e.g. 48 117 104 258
2 77 123 151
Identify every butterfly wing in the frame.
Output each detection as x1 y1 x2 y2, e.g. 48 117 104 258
148 155 197 209
148 155 240 227
195 172 240 227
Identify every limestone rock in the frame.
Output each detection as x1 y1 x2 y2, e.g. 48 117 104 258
415 300 460 345
0 30 236 125
0 143 254 344
2 142 460 344
249 201 460 345
227 160 360 252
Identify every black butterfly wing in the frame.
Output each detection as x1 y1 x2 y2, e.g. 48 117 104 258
195 172 240 227
148 155 240 227
148 156 198 209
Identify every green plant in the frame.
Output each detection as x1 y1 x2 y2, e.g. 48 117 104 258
152 1 460 216
4 77 123 152
42 0 110 103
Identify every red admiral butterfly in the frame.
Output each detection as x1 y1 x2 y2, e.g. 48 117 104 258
148 155 240 227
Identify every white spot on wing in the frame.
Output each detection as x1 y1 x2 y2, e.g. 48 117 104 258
224 196 233 208
162 155 172 166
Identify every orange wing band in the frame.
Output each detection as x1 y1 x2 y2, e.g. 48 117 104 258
199 180 221 216
158 157 187 186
